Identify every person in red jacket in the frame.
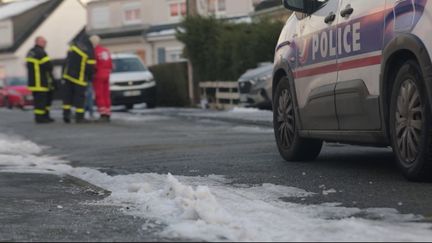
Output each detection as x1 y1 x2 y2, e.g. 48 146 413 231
90 35 113 122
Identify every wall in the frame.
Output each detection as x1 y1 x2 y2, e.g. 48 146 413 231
87 0 186 31
0 55 19 77
101 36 153 66
86 0 254 67
225 0 254 18
87 0 254 31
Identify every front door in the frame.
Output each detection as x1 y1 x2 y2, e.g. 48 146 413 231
335 0 386 130
294 0 341 130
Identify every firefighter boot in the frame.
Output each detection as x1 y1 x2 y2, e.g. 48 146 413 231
35 115 51 124
97 114 111 123
75 112 90 124
63 109 71 124
45 111 55 123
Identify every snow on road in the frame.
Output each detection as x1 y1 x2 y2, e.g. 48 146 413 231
1 134 432 242
129 107 273 125
179 107 273 124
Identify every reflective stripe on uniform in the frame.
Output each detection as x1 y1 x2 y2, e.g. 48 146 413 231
66 45 90 86
40 56 51 64
28 87 49 92
70 45 88 58
26 58 41 90
46 106 51 111
87 59 96 65
26 57 50 91
34 109 46 115
75 108 85 113
63 74 87 86
63 105 72 110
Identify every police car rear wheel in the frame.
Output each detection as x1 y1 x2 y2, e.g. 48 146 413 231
273 77 322 161
390 60 432 181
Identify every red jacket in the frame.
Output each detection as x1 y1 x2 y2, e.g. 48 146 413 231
94 45 112 79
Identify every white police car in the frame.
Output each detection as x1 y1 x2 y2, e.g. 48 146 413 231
273 0 432 181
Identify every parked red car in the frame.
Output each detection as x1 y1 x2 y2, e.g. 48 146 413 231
0 77 33 109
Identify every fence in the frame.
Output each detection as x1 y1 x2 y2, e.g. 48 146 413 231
199 81 240 110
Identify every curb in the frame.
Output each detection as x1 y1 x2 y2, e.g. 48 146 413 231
64 175 111 197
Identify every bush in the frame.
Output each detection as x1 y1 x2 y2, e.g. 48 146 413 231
149 62 190 107
177 16 283 82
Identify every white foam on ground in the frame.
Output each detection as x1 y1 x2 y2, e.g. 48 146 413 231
231 126 274 134
111 113 170 122
0 135 432 242
180 107 273 124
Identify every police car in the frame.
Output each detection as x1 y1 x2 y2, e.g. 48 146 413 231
273 0 432 181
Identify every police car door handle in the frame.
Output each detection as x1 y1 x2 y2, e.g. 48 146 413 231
324 12 336 24
340 5 354 17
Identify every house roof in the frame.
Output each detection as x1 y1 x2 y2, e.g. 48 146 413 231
0 0 63 54
93 23 180 40
145 23 179 35
0 0 47 20
89 24 147 39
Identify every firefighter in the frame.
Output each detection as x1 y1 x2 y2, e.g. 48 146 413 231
62 32 96 124
89 35 113 122
26 36 55 124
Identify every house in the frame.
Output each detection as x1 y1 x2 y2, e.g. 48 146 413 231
0 0 86 78
86 0 255 66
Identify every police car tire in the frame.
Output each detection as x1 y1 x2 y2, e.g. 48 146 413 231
389 60 432 181
273 77 323 161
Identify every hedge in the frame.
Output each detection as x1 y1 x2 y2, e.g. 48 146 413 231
177 16 284 82
149 62 190 107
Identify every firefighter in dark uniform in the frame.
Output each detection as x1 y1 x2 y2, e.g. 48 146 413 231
62 32 96 123
26 36 55 124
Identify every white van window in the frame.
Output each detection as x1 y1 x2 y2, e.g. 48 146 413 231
113 58 148 73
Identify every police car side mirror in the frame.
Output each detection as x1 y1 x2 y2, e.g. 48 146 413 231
282 0 322 15
282 0 306 13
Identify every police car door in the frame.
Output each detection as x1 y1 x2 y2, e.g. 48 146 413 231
295 0 341 130
335 0 386 130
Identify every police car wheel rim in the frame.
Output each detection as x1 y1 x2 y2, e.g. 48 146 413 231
395 79 422 164
277 89 295 148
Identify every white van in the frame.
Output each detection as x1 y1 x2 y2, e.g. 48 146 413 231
274 0 432 181
110 53 156 109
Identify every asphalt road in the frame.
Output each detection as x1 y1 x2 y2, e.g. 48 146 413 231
1 108 432 240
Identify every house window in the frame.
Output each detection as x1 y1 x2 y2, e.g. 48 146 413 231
170 3 179 17
157 48 166 64
217 0 226 11
169 1 187 18
208 0 216 14
207 0 225 15
91 6 110 29
123 3 141 25
181 2 187 16
166 48 185 63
